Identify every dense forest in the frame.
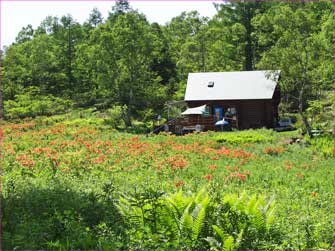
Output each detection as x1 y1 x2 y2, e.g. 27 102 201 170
1 0 333 130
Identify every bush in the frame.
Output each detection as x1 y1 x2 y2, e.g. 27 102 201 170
215 129 275 144
4 87 72 119
103 105 125 129
116 188 282 250
307 133 334 158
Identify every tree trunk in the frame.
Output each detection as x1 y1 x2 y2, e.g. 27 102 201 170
243 4 253 71
200 33 206 72
124 89 133 127
125 106 132 127
298 85 313 138
121 104 132 127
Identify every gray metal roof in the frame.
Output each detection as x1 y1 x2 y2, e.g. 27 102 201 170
184 70 280 101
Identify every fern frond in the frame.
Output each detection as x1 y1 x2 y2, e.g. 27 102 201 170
223 235 235 251
212 224 227 243
265 205 276 231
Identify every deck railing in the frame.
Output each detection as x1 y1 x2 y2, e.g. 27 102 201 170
152 114 239 134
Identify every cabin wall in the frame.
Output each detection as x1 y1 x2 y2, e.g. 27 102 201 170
186 99 278 129
240 101 263 129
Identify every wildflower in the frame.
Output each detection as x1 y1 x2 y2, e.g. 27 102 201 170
239 159 247 165
284 160 292 170
208 164 217 170
131 136 139 142
175 180 185 188
92 155 106 164
217 147 254 160
203 147 215 154
167 156 188 170
172 144 184 151
203 174 213 181
217 147 231 156
16 154 35 168
311 191 318 197
263 146 285 155
225 166 232 171
226 170 250 182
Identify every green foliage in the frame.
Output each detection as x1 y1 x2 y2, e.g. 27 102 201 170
1 1 334 248
215 129 275 144
209 193 280 250
2 115 333 250
103 105 126 128
254 2 333 133
306 92 334 130
4 87 72 119
306 134 334 158
2 1 333 127
116 188 279 250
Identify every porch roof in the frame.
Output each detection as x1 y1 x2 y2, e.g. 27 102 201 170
181 105 206 115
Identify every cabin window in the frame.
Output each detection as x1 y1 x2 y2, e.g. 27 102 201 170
226 107 237 116
208 81 214 87
225 107 238 122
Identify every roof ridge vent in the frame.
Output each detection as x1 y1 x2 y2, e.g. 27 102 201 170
208 81 214 87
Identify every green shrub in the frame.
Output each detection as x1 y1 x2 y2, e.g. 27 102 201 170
307 134 334 158
215 129 275 144
117 188 281 250
306 92 334 131
4 86 72 119
103 106 125 129
208 192 281 250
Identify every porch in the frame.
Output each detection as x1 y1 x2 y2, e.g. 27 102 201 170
166 113 238 134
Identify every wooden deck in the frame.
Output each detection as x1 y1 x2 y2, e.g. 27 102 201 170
167 114 238 134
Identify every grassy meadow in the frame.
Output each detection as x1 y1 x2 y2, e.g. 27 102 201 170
2 111 333 250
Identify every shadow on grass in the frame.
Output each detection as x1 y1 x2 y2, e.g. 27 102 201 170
2 183 125 250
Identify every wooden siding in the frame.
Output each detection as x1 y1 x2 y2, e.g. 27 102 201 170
240 101 264 129
185 99 279 130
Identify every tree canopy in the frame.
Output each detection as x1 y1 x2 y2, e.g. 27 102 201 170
2 0 333 130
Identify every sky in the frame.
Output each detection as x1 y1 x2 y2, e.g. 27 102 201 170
1 1 219 48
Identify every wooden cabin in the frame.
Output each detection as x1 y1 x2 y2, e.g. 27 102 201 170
168 70 280 133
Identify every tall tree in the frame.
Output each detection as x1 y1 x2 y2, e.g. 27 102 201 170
213 1 271 70
255 2 333 136
108 0 132 22
164 11 208 99
112 0 131 14
35 16 60 36
30 34 67 95
55 15 84 96
87 7 103 28
90 11 166 125
3 41 32 100
150 22 177 96
15 25 34 44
